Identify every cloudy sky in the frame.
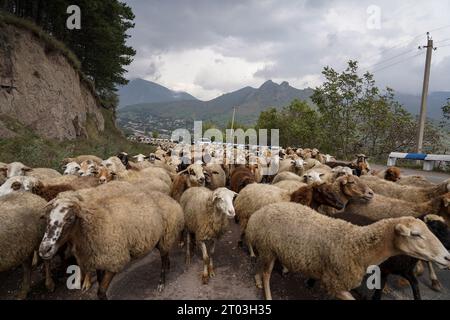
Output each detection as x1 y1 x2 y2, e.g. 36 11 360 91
123 0 450 100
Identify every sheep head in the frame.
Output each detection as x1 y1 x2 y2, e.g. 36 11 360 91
0 176 40 196
303 171 324 185
63 162 81 175
212 188 237 218
385 167 401 182
6 162 32 178
424 214 450 249
78 160 99 177
180 164 206 187
393 217 450 269
337 175 374 203
39 196 83 260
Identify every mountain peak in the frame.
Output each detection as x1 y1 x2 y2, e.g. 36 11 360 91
259 80 277 89
118 78 198 108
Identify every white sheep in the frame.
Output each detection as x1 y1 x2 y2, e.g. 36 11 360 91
1 192 54 299
246 202 450 300
180 187 237 284
39 187 184 299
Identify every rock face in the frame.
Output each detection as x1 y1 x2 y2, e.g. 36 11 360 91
0 23 104 140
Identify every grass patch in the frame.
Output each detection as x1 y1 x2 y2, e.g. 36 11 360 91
0 110 154 170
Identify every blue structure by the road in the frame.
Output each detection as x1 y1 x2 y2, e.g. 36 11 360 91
388 152 450 171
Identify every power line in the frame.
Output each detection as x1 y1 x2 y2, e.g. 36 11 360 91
369 51 425 74
364 25 450 64
435 38 450 45
363 47 418 71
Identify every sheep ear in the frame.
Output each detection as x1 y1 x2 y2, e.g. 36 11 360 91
395 224 411 237
23 166 32 172
62 165 67 170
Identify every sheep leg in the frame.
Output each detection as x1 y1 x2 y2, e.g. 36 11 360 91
157 253 170 292
97 271 115 300
262 258 275 300
414 260 425 276
82 272 93 292
248 243 257 263
336 291 356 300
185 231 192 265
200 241 210 285
404 272 421 300
44 260 55 292
427 262 442 292
16 254 33 300
208 240 215 278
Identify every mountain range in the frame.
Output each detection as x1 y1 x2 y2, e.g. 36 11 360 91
117 78 449 133
117 79 314 128
117 78 197 108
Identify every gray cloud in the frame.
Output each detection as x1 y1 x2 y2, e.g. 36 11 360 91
123 0 450 98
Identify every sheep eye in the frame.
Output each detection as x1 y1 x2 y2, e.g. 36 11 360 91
75 167 80 171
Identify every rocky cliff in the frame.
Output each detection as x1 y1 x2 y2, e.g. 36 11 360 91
0 22 104 140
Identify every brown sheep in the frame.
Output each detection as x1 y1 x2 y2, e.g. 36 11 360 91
170 164 206 202
374 166 401 182
360 175 450 203
230 166 256 193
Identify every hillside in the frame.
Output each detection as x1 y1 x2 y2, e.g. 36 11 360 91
117 78 198 108
0 15 152 169
117 77 449 135
118 80 314 132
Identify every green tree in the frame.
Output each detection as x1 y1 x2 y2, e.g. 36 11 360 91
152 131 159 139
443 98 450 122
1 0 136 93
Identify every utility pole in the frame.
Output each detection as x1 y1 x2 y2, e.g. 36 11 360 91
416 32 436 154
231 106 236 133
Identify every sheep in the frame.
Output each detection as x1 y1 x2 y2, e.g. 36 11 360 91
39 188 184 299
303 158 322 171
0 175 100 200
235 183 346 259
334 212 450 299
374 166 401 182
303 170 326 185
117 152 153 170
246 202 450 300
343 192 450 223
277 158 304 176
97 165 172 187
78 160 99 177
274 180 307 194
6 162 61 180
0 192 54 299
61 155 103 166
204 164 226 190
397 175 436 188
230 166 256 193
272 171 303 184
132 154 148 162
101 156 127 174
170 164 206 202
180 187 237 284
360 175 450 203
63 162 81 175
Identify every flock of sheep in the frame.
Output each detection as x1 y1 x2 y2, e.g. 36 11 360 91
1 144 450 300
